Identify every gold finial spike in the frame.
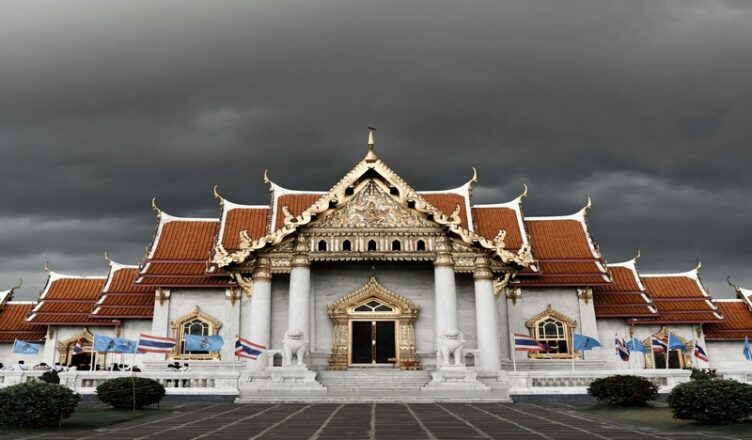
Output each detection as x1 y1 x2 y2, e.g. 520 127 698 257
365 127 377 163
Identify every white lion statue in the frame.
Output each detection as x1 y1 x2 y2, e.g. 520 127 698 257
282 329 308 366
437 329 465 366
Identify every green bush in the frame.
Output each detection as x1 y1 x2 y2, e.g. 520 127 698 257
587 375 658 406
689 368 718 381
96 377 165 409
668 379 752 424
0 382 80 428
40 369 60 384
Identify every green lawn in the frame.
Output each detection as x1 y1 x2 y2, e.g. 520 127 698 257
3 406 161 433
582 405 752 434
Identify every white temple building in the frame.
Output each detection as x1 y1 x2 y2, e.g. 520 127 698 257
1 129 751 401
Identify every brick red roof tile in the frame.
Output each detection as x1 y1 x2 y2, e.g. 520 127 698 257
0 303 46 342
593 262 657 318
704 300 752 340
472 206 524 250
631 272 722 324
138 215 233 288
220 205 270 251
28 275 114 326
92 265 154 319
274 194 322 231
420 193 469 229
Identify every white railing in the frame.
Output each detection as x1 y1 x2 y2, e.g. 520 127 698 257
506 369 692 395
717 370 752 384
0 371 240 395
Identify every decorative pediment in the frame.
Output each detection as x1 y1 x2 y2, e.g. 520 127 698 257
170 306 222 330
525 304 577 329
327 276 419 319
310 180 437 230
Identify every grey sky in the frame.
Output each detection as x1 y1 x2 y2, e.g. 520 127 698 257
1 0 750 300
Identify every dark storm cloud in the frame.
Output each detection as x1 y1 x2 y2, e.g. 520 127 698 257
1 0 750 299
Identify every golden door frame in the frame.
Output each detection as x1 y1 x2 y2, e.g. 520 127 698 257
327 276 420 370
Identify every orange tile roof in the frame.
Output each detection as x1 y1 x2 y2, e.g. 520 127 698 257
631 273 722 324
28 275 113 326
92 265 154 319
274 194 322 231
513 218 609 286
593 263 657 318
472 207 524 250
0 303 46 342
420 193 469 229
138 215 233 288
704 301 752 340
220 206 270 250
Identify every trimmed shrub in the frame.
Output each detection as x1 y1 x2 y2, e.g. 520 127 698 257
40 369 60 384
96 377 165 409
587 375 658 406
668 379 752 424
689 368 718 381
0 382 80 428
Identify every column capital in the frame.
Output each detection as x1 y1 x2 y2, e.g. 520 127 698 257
291 236 310 268
434 236 454 268
253 257 272 281
473 255 494 281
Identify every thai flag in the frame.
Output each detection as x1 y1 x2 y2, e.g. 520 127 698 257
235 336 266 360
615 337 630 362
514 333 549 351
137 333 176 354
694 344 709 362
72 340 84 355
651 336 668 352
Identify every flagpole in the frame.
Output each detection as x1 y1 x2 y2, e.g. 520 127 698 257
510 332 517 372
571 328 576 372
665 331 670 370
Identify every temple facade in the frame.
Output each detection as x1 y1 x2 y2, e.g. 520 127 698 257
1 130 751 399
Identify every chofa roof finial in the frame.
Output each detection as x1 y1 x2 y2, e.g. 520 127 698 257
365 127 377 163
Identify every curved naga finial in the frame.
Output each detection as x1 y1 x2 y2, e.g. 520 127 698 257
104 250 112 264
583 195 593 214
213 184 224 202
470 167 478 184
632 248 641 263
520 183 528 199
44 261 51 273
728 276 740 289
694 259 702 272
151 197 162 216
11 278 22 291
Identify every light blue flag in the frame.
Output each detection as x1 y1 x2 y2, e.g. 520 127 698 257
12 339 41 355
93 335 137 353
184 334 224 352
668 333 686 351
744 337 752 361
573 334 602 351
626 337 647 353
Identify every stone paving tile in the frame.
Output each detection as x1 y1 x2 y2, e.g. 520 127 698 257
2 402 749 440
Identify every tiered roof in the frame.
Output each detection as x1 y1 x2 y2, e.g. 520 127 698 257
216 197 270 252
704 281 752 340
631 264 723 325
27 271 112 326
513 201 610 287
92 261 155 319
592 256 657 318
472 186 528 251
0 283 46 342
136 205 233 288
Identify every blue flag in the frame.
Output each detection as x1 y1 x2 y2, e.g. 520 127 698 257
12 339 41 355
185 334 224 352
668 333 686 351
573 334 601 351
626 337 647 353
744 337 752 361
93 335 137 353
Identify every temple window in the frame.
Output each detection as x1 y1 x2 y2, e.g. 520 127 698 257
368 240 377 251
318 240 327 251
392 240 401 251
535 318 569 355
354 299 394 313
171 306 221 360
416 240 426 251
342 240 352 251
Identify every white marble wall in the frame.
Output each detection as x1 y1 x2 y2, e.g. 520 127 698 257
706 340 752 370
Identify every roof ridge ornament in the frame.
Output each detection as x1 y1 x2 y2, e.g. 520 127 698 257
104 251 112 264
11 278 22 292
519 183 529 200
151 197 162 218
213 185 225 205
365 127 377 163
44 261 51 274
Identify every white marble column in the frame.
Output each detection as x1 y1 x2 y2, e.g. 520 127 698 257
145 288 171 363
287 238 311 362
473 256 502 371
434 237 458 351
246 258 272 371
577 288 599 361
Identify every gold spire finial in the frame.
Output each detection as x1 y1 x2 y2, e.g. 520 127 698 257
365 127 377 163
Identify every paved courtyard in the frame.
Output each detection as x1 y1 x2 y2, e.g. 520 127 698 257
4 402 750 440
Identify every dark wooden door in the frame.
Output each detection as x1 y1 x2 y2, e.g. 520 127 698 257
351 321 373 364
375 321 396 364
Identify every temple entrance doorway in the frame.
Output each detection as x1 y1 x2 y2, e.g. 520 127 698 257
351 320 396 365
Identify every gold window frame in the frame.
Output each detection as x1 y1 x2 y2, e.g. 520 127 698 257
641 327 693 369
525 304 578 359
170 306 222 360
